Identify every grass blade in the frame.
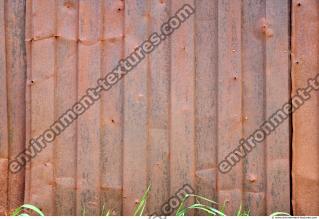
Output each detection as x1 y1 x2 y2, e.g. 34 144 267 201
187 194 218 204
187 206 216 215
105 209 111 216
176 198 224 216
12 204 44 216
270 212 291 216
207 206 226 216
236 204 242 216
176 193 219 216
177 203 226 216
133 184 151 216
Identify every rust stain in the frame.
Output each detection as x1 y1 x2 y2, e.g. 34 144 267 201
1 0 318 216
292 0 319 215
0 0 26 214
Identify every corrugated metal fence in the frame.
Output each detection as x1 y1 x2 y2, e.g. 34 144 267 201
0 0 26 214
0 0 318 216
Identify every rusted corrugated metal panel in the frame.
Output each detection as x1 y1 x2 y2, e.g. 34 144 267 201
265 0 290 213
194 1 217 215
217 0 243 214
147 0 170 215
123 1 148 215
0 0 26 215
100 0 124 215
0 1 8 214
23 0 291 215
55 0 78 215
170 0 196 214
292 0 319 215
25 0 74 215
242 0 266 214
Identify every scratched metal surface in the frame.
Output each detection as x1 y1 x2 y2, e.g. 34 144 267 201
291 0 319 215
0 0 293 216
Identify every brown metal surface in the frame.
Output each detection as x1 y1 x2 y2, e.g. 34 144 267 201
292 0 319 215
0 0 26 215
0 0 296 216
23 0 291 215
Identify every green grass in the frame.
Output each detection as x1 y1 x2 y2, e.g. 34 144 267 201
133 184 151 216
101 204 112 216
11 204 44 216
11 186 290 216
235 204 250 216
175 194 224 216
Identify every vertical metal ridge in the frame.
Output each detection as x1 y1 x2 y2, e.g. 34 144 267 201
265 0 290 214
240 0 244 209
216 0 220 205
120 1 126 212
167 0 172 201
52 0 58 215
75 0 79 214
55 0 78 215
0 0 9 214
191 0 197 199
98 1 104 215
217 0 243 214
5 0 26 211
241 0 267 214
146 1 151 214
24 0 32 206
99 0 124 215
291 0 319 215
77 0 102 215
263 0 268 214
123 0 148 214
194 0 219 214
120 0 125 214
99 0 105 215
